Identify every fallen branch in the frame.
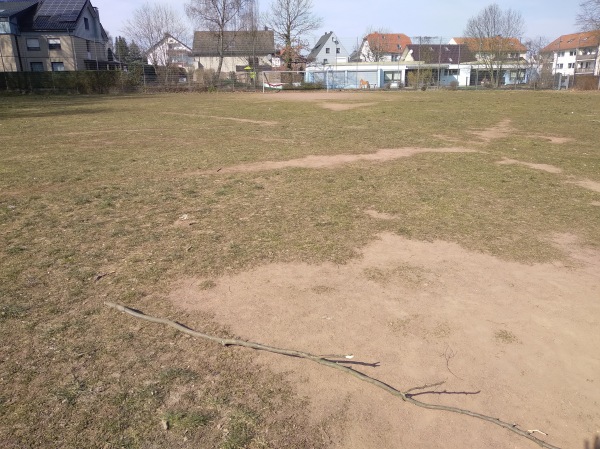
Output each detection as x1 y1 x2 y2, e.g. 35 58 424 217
104 301 561 449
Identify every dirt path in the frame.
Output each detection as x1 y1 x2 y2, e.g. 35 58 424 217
169 232 600 449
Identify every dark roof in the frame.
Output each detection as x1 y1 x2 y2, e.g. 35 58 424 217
404 44 475 64
0 0 38 17
307 31 333 60
33 0 87 30
192 30 275 56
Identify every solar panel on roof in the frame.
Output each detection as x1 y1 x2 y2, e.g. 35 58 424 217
37 0 85 15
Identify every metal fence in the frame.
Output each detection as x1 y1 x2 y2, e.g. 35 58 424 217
1 68 597 94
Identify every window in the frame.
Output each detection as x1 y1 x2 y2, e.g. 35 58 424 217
51 62 65 71
84 17 89 30
569 50 576 56
48 38 61 50
568 63 574 68
325 47 330 54
30 62 44 71
336 47 340 54
0 17 10 34
558 51 564 57
323 58 328 64
557 63 563 69
26 38 40 51
384 71 401 81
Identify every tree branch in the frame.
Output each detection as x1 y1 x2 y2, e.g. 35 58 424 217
104 301 562 449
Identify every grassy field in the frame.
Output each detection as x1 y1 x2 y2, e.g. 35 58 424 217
0 89 599 448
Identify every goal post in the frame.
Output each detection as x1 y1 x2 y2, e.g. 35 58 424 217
261 71 306 92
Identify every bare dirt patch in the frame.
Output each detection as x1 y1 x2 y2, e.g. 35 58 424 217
471 119 572 144
259 91 379 102
163 111 278 126
364 209 399 220
496 157 563 174
320 102 377 111
169 233 600 449
568 179 600 193
471 118 514 141
531 135 573 144
197 147 476 174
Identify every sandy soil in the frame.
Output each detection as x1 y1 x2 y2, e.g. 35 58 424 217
169 232 600 449
470 119 572 144
569 179 600 193
173 117 598 448
197 148 476 174
320 102 378 111
496 157 563 174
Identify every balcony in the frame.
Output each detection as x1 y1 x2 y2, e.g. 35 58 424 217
577 53 597 61
576 68 595 74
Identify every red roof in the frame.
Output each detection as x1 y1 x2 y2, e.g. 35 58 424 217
452 37 526 53
541 31 600 53
365 33 412 53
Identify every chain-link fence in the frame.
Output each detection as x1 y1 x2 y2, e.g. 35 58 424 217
0 67 315 94
3 68 597 93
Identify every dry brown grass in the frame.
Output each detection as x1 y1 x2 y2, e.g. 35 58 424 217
0 89 599 448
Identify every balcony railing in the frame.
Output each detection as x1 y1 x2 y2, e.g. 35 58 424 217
576 53 597 61
576 67 595 74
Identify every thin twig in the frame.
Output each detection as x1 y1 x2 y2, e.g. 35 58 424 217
442 345 463 380
104 302 562 449
404 381 446 394
94 271 116 282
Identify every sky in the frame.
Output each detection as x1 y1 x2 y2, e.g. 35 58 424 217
98 0 582 50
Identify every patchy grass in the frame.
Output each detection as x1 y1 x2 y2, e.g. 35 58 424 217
0 90 599 448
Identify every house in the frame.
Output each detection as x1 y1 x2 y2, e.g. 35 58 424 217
450 37 527 85
449 37 527 61
355 33 412 62
191 30 275 75
541 31 600 77
0 0 115 72
146 33 193 69
272 45 306 71
401 44 475 86
307 31 350 65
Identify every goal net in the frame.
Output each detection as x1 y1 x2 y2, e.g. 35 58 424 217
261 71 306 91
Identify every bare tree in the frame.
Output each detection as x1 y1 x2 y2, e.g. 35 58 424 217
123 2 189 66
464 3 525 87
577 0 600 31
523 36 553 89
185 0 252 81
263 0 322 70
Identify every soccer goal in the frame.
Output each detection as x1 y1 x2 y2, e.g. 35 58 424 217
261 71 306 92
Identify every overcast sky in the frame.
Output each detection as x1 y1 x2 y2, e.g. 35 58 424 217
98 0 581 49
